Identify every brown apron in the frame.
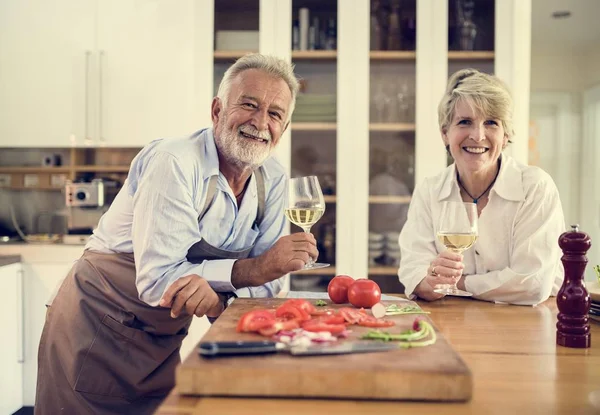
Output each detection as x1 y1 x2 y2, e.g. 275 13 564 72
35 169 265 415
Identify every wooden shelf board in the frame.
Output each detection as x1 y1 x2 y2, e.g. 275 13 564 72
0 167 71 173
73 166 130 173
2 186 63 191
323 195 336 203
370 51 416 60
291 122 336 131
369 266 399 275
291 267 337 276
448 51 494 60
214 50 257 60
369 123 415 132
369 195 412 204
292 50 337 60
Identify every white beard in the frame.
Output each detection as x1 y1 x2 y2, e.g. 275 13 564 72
215 119 273 168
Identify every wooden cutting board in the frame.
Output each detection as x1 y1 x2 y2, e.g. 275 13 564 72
176 298 472 401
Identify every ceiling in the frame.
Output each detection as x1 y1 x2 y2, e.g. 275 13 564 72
532 0 600 54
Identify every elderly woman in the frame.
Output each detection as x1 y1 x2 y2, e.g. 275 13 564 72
398 68 565 306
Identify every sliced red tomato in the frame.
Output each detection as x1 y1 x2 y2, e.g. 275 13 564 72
310 308 335 316
320 314 346 325
357 316 395 328
236 310 276 333
301 320 347 334
258 319 300 337
275 304 311 321
282 299 317 315
339 307 367 324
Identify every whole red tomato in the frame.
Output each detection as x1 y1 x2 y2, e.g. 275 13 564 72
327 275 355 304
347 279 381 308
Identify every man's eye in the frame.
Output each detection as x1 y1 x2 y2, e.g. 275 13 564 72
458 119 470 125
269 111 282 120
485 120 499 126
242 102 256 109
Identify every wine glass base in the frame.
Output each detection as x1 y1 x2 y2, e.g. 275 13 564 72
303 262 330 270
433 287 473 297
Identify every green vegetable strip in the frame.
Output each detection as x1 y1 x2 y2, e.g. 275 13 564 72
360 321 437 349
385 304 430 315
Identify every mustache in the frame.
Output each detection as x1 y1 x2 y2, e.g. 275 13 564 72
238 125 271 142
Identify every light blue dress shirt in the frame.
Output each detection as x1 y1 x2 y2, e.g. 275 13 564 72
86 128 288 306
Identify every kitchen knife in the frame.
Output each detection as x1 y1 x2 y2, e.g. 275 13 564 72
198 340 399 357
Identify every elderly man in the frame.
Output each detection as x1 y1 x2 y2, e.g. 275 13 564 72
35 54 317 415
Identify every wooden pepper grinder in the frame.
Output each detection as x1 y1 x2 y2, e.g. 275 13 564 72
556 224 591 348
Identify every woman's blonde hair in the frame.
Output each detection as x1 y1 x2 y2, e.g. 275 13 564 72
438 68 514 139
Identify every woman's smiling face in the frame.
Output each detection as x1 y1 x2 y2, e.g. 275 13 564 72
442 98 508 175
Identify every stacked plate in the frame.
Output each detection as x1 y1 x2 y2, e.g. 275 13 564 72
292 94 336 123
384 232 401 267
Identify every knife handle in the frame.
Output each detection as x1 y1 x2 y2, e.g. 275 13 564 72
199 341 281 357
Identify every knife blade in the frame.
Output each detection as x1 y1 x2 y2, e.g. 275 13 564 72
198 340 399 357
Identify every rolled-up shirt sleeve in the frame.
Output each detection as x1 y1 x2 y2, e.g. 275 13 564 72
131 151 237 306
398 181 438 299
464 179 565 306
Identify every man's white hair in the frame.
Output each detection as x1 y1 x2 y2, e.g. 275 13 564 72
216 53 300 123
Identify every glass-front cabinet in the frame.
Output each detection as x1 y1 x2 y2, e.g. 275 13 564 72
203 0 529 294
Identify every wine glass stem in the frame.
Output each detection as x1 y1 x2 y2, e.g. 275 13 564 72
450 248 464 289
302 227 314 266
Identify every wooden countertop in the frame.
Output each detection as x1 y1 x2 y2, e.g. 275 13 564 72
0 255 21 267
156 297 600 415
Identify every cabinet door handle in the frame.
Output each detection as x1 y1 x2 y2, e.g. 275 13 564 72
16 268 24 363
85 50 92 146
99 50 106 146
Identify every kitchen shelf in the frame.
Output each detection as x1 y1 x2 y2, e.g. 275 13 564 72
370 51 416 61
213 50 256 60
369 123 415 132
0 167 70 173
369 195 412 204
3 186 63 191
323 195 336 203
291 267 337 276
292 50 337 60
448 51 494 60
73 166 130 173
369 266 399 275
291 122 337 131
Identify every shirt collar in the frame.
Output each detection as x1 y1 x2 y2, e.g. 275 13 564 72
437 154 525 202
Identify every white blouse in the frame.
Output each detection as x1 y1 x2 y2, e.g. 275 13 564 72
398 155 565 306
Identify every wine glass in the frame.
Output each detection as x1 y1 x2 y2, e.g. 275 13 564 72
285 176 330 270
433 201 478 296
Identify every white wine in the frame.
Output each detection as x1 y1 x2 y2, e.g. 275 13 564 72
437 232 477 252
285 207 324 229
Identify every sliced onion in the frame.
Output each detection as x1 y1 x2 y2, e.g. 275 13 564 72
371 302 386 319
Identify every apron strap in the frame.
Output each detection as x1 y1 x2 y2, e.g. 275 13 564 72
254 167 266 227
198 167 267 226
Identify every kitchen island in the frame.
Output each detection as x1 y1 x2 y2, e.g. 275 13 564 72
156 297 600 414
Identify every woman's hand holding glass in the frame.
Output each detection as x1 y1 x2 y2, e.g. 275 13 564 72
432 201 477 297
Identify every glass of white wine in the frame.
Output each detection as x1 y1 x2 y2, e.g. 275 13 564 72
434 201 478 297
285 175 330 270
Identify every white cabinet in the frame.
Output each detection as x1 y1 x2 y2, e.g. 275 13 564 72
96 0 199 147
0 0 95 148
22 262 75 406
0 0 200 148
0 263 24 415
